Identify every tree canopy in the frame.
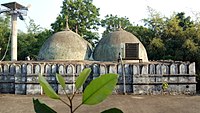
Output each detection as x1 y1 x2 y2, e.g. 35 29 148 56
0 15 11 61
101 14 133 37
51 0 100 46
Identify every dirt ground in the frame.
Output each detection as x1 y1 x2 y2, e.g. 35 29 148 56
0 94 200 113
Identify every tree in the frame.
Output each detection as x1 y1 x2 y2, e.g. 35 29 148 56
17 30 52 60
26 18 43 34
143 6 166 38
142 8 199 60
148 37 165 60
18 18 52 60
0 15 11 61
126 25 155 50
176 12 194 30
51 0 100 46
101 14 133 37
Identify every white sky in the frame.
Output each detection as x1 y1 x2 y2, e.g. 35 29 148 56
1 0 200 33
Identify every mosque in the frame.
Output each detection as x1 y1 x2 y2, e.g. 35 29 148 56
0 19 197 95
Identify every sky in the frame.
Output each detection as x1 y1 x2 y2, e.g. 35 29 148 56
1 0 200 33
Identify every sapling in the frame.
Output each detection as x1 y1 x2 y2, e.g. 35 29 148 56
162 82 169 95
33 68 123 113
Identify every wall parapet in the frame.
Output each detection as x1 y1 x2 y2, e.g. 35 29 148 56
0 61 196 95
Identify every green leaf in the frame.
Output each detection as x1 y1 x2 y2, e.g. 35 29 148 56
82 73 118 105
39 74 60 99
101 108 123 113
33 98 57 113
56 73 66 90
75 68 91 89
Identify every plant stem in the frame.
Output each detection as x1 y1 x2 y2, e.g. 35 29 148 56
63 88 71 101
72 103 83 113
60 98 70 107
63 86 77 113
70 89 78 113
71 89 78 100
69 98 73 113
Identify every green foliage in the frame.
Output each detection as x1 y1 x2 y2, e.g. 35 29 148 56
101 108 123 113
148 38 165 60
150 38 165 49
51 0 100 46
162 82 169 91
75 68 91 89
0 15 11 60
26 18 43 34
56 73 66 89
0 16 47 60
33 98 57 113
176 12 194 30
17 18 52 60
101 14 133 37
38 74 60 99
183 39 198 53
34 68 121 113
126 25 154 44
142 7 200 62
82 74 118 105
143 6 166 38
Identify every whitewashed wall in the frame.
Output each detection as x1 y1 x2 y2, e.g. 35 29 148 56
0 61 196 95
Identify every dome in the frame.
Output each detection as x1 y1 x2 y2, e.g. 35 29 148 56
38 29 92 60
93 28 148 62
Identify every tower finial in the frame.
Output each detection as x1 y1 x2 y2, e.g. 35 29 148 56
65 16 70 31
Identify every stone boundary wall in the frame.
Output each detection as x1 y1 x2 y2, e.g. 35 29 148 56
0 61 196 95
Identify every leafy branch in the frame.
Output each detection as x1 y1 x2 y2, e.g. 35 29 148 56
33 68 123 113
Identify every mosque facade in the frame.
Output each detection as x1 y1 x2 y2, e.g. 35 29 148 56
0 23 197 95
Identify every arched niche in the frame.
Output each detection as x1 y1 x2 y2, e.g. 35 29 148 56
100 65 107 74
170 64 178 74
58 65 65 74
124 64 132 75
76 64 84 74
51 64 57 74
149 64 155 74
189 62 195 75
109 65 117 73
22 64 27 74
156 64 161 75
162 64 169 74
3 64 9 74
15 65 21 74
45 64 51 74
66 64 75 75
27 64 33 74
133 65 139 75
93 64 100 74
34 64 41 74
10 64 16 75
117 64 122 75
141 65 148 75
179 64 187 74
